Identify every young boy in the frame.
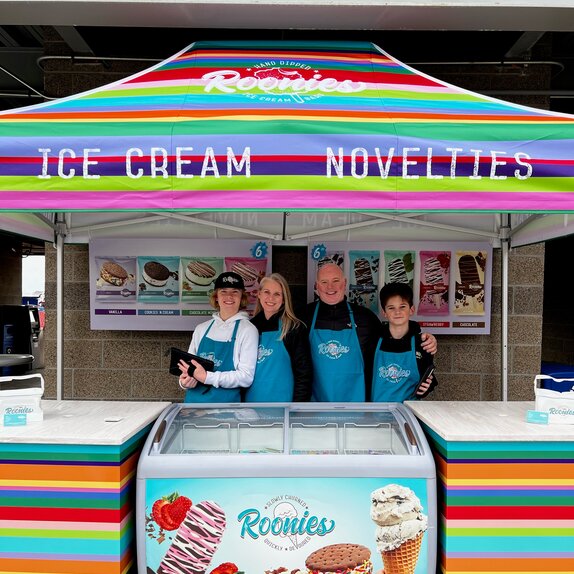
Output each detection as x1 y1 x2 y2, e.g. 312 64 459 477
371 282 437 402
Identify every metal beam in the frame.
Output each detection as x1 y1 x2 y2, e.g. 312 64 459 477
54 26 94 55
504 31 546 58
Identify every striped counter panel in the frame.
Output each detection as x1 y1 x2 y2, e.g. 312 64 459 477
0 426 151 574
422 424 574 574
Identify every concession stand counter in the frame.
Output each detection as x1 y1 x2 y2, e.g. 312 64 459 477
136 402 437 574
0 400 169 574
406 400 574 574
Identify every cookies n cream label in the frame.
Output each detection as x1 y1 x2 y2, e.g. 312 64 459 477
238 495 335 550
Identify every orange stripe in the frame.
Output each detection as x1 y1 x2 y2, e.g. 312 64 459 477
439 461 574 480
1 453 138 482
0 551 131 574
444 556 574 571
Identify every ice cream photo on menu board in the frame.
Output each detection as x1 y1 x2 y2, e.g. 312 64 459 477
370 484 428 574
384 251 415 289
349 250 380 313
181 257 223 303
418 251 450 316
224 257 267 307
454 250 486 315
95 256 136 301
137 256 180 303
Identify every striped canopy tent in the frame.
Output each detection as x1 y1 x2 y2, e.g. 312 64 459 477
1 40 574 217
2 40 574 400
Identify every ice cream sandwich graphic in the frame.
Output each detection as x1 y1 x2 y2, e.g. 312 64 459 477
158 500 226 574
423 257 442 286
305 543 373 574
230 261 259 288
100 261 128 287
185 261 216 286
143 261 171 287
457 255 480 292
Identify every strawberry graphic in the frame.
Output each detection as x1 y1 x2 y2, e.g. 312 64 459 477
151 493 192 531
210 563 243 574
254 68 304 81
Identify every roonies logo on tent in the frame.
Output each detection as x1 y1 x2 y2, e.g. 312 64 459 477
201 60 366 103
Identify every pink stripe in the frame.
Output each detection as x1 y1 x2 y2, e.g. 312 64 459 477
1 189 574 211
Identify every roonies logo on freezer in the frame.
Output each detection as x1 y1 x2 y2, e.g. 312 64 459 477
317 340 350 360
202 60 366 103
379 364 411 384
237 495 335 551
257 345 274 364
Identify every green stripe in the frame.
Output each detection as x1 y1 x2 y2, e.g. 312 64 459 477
0 495 127 509
3 119 574 138
0 528 122 539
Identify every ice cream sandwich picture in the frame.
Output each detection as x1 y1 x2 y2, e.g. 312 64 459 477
100 261 128 286
305 543 373 574
370 484 427 574
143 261 171 287
185 261 217 286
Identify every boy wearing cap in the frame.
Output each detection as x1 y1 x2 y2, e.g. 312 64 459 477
178 271 258 403
371 282 438 402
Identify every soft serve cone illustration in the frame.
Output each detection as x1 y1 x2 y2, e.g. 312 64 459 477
370 485 427 574
273 501 298 546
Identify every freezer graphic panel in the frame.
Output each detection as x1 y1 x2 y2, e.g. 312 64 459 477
144 477 429 574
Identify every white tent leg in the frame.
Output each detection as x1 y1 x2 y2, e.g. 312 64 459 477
55 215 66 400
501 215 510 401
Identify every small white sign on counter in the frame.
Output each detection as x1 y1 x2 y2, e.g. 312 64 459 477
0 374 44 426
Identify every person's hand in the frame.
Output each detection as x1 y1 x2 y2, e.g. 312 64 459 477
421 332 437 355
178 360 198 389
416 376 433 396
190 360 207 383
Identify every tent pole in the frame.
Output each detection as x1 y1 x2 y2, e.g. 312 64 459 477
55 215 66 401
501 215 510 402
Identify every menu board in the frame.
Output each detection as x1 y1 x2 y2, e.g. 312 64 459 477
307 241 492 335
90 238 271 331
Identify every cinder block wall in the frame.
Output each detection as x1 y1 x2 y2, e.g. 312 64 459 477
42 243 544 401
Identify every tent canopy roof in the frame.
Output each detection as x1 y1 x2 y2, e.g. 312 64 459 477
2 40 574 216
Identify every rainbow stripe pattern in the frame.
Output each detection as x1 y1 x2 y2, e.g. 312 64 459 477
0 426 151 574
1 40 574 212
422 425 574 574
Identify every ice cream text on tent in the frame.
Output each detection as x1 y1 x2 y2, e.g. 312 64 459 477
36 145 533 180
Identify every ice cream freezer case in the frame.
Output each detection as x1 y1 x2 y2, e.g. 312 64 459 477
136 403 437 574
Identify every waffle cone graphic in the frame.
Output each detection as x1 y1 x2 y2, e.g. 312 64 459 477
380 532 423 574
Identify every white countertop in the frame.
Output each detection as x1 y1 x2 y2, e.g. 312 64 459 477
405 401 574 442
0 400 170 445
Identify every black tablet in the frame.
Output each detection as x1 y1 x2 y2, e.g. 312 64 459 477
169 347 215 377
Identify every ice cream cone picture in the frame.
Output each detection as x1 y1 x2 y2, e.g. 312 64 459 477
370 485 427 574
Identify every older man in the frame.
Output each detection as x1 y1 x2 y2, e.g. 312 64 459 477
304 263 436 402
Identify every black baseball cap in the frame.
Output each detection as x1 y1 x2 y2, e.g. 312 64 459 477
214 271 245 290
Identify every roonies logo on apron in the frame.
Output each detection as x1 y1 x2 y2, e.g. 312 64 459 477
202 60 366 104
317 340 351 360
379 363 411 384
200 352 223 368
257 345 274 364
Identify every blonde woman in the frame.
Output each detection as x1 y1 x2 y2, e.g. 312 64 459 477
246 273 312 402
178 271 258 403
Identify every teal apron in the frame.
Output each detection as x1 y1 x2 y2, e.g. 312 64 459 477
371 335 419 402
245 320 294 403
309 302 365 402
185 319 241 403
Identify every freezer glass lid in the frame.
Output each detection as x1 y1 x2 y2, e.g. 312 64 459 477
288 409 411 455
159 406 285 455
